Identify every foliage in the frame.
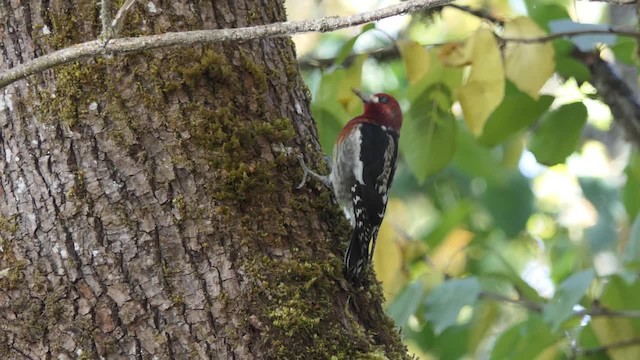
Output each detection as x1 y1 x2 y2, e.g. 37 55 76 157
297 0 640 358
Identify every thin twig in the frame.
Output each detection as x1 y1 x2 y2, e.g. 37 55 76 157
112 0 138 36
577 338 640 356
0 0 452 89
100 0 112 39
578 0 637 4
480 291 640 319
499 28 640 44
479 291 544 312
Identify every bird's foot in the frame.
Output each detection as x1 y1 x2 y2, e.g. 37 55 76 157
296 155 331 189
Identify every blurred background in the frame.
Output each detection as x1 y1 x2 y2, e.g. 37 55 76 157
286 0 640 358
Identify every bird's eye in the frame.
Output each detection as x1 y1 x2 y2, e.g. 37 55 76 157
379 96 389 104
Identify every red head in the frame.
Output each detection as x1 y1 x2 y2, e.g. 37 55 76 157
352 88 403 132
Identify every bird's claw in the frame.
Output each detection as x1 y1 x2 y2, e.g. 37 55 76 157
296 155 310 189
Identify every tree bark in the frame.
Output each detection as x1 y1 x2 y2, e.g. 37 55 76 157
0 0 408 359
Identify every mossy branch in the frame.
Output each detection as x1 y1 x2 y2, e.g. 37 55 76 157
0 0 452 89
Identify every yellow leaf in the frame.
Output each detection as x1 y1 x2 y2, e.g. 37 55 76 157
440 28 505 136
398 40 430 84
430 228 474 275
503 17 555 99
591 317 640 359
438 41 470 67
373 199 409 300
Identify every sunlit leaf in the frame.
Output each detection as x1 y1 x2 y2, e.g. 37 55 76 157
374 199 409 299
397 39 430 84
422 201 474 248
430 228 474 276
424 277 481 335
479 82 554 147
529 102 588 165
503 17 555 99
491 315 559 360
440 28 505 136
543 268 594 331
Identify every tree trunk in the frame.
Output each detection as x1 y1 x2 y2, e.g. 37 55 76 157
0 0 408 358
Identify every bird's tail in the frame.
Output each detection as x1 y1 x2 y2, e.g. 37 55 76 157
344 225 376 283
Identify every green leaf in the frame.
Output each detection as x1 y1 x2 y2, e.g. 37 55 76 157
554 39 591 82
580 177 619 253
453 128 506 184
623 150 640 219
624 214 640 267
481 171 533 238
479 82 554 147
491 315 559 360
386 279 424 328
549 232 579 284
529 102 588 166
591 275 640 359
611 36 638 66
400 60 460 183
543 268 594 331
424 277 481 335
311 104 345 154
525 1 570 31
468 301 498 353
333 24 375 66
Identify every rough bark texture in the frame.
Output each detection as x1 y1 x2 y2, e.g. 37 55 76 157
0 0 408 359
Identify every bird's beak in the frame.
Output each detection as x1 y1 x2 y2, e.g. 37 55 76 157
352 88 378 103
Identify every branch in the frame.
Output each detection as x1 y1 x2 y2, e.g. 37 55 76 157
480 291 640 319
577 338 640 356
0 0 452 89
100 0 112 39
573 49 640 147
578 0 637 4
479 291 544 312
498 28 640 44
112 0 138 36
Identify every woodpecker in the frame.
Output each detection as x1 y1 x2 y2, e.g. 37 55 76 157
298 88 402 283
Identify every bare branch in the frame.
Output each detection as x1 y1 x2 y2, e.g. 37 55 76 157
479 291 544 312
498 28 640 44
578 0 637 4
112 0 138 36
577 338 640 356
100 0 113 39
0 0 452 89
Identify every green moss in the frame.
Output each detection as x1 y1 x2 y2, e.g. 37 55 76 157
240 51 268 95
